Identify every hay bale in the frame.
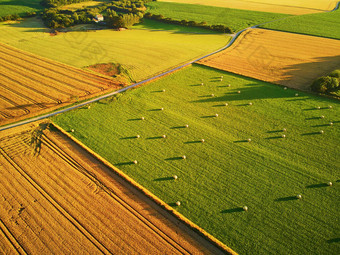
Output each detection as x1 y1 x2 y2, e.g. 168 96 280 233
329 122 333 126
211 94 215 97
282 134 286 138
295 93 299 97
327 181 333 186
283 128 287 132
225 103 228 106
173 175 178 180
201 139 205 143
71 129 74 133
185 124 189 128
162 135 166 139
162 89 166 92
320 130 324 134
141 117 145 120
296 194 302 199
316 106 321 110
248 102 253 105
201 82 204 86
329 105 333 109
221 76 224 79
227 84 231 87
133 160 138 164
284 87 287 90
136 135 140 139
182 155 186 159
320 115 325 119
176 201 181 206
87 106 91 109
237 91 241 94
247 138 251 142
243 206 248 211
215 113 219 117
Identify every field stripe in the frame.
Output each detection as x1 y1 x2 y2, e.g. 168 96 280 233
0 218 27 255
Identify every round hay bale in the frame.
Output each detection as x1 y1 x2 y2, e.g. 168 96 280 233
284 87 287 90
173 175 178 180
320 115 325 119
282 134 286 138
327 181 333 186
320 130 324 134
249 102 253 106
247 138 251 142
220 78 223 82
211 94 215 97
176 201 181 206
295 93 299 97
141 117 145 120
329 122 333 126
215 113 219 117
283 128 287 132
227 84 231 87
296 194 302 199
221 76 224 79
162 89 166 92
87 106 91 109
243 206 248 211
316 106 321 110
185 124 189 128
136 135 140 139
71 129 74 133
201 139 205 143
133 160 138 164
162 135 166 139
237 91 241 94
182 155 186 160
329 105 333 109
201 83 204 86
225 103 228 106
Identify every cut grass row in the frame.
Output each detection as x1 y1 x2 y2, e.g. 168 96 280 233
53 64 340 255
260 8 340 40
0 18 228 81
146 1 289 32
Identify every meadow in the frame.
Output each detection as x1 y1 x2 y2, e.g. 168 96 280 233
158 0 337 15
0 18 227 81
146 2 289 32
0 0 43 17
260 8 340 40
53 64 340 255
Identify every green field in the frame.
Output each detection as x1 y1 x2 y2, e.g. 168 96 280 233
53 64 340 255
0 18 227 81
146 1 289 32
0 0 43 17
260 8 340 40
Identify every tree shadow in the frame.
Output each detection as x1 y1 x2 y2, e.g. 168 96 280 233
305 117 322 120
212 104 227 107
115 161 135 166
221 207 244 213
275 196 298 202
170 126 187 129
306 183 328 189
120 136 137 140
267 130 283 133
146 136 163 140
265 136 283 140
301 132 322 136
165 157 184 161
184 141 202 144
153 177 173 182
201 115 216 118
168 202 179 207
127 118 143 121
327 238 340 243
148 109 163 111
311 124 330 127
233 140 250 143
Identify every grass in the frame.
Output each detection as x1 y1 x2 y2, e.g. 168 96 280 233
146 1 290 32
0 18 228 81
53 64 340 255
0 0 43 17
60 0 110 10
260 8 340 40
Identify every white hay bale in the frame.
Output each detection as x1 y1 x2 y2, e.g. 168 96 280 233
173 175 178 180
320 115 325 119
243 206 248 211
201 82 204 86
329 105 333 109
201 139 205 143
136 135 140 139
162 135 166 138
220 78 223 82
296 194 302 199
211 94 215 97
221 76 224 79
247 138 251 142
284 87 287 90
215 113 219 117
87 106 91 109
225 103 228 106
160 108 164 111
133 160 138 164
283 128 287 132
162 89 166 92
182 155 186 159
316 106 321 110
295 93 299 97
237 91 241 94
141 117 145 120
282 134 286 138
249 102 253 106
320 130 324 134
327 181 333 186
71 129 74 133
176 201 181 206
329 122 333 126
227 84 231 87
185 124 189 128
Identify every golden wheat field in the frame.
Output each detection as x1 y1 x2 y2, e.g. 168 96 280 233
199 29 340 91
0 122 226 254
0 43 121 126
159 0 338 14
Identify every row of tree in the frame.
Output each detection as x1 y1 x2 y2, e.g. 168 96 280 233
143 12 233 33
0 11 36 22
42 0 90 8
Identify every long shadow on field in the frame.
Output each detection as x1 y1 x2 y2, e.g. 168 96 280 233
154 177 173 182
165 156 185 161
274 196 298 202
327 238 340 243
306 183 329 189
221 208 244 213
115 161 136 166
301 132 323 136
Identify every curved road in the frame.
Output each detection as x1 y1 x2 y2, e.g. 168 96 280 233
0 1 339 132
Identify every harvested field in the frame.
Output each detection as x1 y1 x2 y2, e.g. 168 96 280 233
0 43 120 126
0 122 228 254
199 29 340 91
159 0 338 15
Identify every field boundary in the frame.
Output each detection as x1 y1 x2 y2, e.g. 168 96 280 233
51 122 238 255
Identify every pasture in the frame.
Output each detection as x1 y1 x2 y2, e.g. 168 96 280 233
0 0 42 17
0 122 223 254
53 64 340 255
199 29 340 91
260 8 340 40
146 1 289 32
158 0 338 15
0 18 228 81
0 42 119 126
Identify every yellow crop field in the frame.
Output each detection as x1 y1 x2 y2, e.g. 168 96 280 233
0 43 120 126
159 0 338 14
199 29 340 91
0 122 226 254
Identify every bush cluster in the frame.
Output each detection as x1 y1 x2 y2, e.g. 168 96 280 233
144 12 233 33
311 69 340 94
0 11 37 22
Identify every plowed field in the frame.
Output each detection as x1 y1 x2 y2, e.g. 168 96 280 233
199 29 340 91
159 0 338 14
0 43 120 126
0 122 227 254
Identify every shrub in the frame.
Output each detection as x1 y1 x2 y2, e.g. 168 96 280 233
311 76 339 93
329 69 340 79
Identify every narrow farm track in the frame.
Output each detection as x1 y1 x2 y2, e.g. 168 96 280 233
0 124 227 254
